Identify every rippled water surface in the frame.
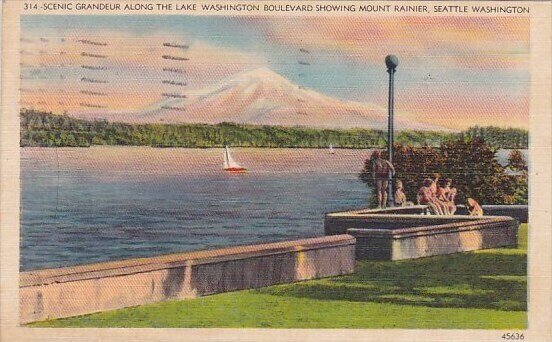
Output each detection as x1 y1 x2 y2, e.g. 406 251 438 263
21 147 372 271
20 146 526 271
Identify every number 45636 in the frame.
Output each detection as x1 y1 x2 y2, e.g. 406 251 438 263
502 332 524 340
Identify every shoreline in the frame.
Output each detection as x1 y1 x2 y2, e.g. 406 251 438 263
19 145 528 150
19 145 379 149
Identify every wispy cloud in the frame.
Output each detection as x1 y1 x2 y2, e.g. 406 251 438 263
20 29 266 111
251 16 529 70
20 15 529 129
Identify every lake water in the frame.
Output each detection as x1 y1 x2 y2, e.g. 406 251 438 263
20 147 526 271
21 147 372 271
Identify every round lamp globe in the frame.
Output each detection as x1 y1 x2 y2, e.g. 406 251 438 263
385 55 399 70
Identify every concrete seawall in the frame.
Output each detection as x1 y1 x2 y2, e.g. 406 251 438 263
20 234 356 324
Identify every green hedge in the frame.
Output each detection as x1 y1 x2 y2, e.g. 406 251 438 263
360 139 528 205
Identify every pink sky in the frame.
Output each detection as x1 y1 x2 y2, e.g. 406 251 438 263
20 15 530 130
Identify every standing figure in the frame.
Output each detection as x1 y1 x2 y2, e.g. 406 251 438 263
371 150 395 209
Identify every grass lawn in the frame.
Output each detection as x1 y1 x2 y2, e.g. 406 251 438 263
31 224 527 329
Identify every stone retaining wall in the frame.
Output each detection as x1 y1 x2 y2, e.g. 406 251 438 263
325 206 477 235
460 205 528 223
325 207 519 260
20 235 356 324
348 217 518 260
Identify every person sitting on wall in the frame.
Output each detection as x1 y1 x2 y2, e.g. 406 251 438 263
371 150 395 209
445 178 458 213
446 179 458 202
431 173 451 214
417 178 446 215
394 179 414 207
467 198 484 216
436 178 457 215
430 178 451 215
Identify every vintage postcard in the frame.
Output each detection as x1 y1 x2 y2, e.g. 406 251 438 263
1 0 551 341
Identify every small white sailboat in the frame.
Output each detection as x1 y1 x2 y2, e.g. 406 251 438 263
223 145 247 172
329 144 335 154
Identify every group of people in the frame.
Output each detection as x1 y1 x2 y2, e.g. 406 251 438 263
415 177 457 215
371 150 483 216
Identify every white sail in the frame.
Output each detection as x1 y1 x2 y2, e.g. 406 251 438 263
223 146 229 169
224 145 243 169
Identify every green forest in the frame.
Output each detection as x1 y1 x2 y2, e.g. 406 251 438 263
20 110 528 149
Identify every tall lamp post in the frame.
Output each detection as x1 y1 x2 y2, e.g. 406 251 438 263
385 55 398 207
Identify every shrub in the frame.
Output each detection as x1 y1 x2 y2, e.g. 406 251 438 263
508 150 528 172
359 138 528 206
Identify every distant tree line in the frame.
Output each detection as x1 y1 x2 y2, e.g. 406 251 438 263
463 126 528 149
20 110 451 148
20 110 527 149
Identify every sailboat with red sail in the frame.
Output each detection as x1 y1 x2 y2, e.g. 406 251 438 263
223 145 247 172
